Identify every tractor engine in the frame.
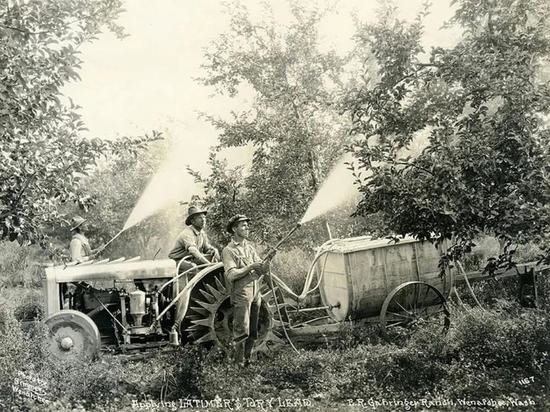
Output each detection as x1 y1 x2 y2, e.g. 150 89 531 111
69 278 173 347
44 259 178 358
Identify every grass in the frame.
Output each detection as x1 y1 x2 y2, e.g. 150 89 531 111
1 241 550 410
269 247 315 294
2 295 548 411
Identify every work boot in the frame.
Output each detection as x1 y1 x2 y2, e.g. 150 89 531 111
244 338 255 364
233 341 245 365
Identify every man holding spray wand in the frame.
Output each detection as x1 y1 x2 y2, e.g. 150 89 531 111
222 214 270 367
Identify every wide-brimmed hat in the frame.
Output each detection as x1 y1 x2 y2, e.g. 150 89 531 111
70 216 87 231
226 214 250 234
185 206 208 225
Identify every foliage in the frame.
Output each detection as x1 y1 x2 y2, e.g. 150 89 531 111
196 1 351 246
269 247 314 293
12 289 44 322
0 241 42 288
0 0 160 247
347 0 550 251
442 304 550 404
191 306 549 408
450 304 550 373
187 150 248 246
0 309 30 406
67 138 179 260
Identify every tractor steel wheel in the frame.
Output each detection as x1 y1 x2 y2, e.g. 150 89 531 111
45 310 101 360
183 272 285 355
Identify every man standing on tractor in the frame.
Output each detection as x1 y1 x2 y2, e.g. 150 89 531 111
69 216 105 263
222 214 269 367
69 216 94 262
169 205 220 333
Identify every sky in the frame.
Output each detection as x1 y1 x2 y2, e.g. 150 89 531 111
61 0 460 232
62 0 459 174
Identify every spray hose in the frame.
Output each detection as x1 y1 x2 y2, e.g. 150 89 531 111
152 262 215 329
259 225 341 353
269 237 340 302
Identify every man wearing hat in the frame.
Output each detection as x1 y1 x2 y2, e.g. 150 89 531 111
222 214 268 366
169 206 220 332
168 205 220 269
69 215 93 262
66 215 104 307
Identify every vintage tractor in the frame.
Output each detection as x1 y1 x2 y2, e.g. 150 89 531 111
43 235 457 360
42 257 283 360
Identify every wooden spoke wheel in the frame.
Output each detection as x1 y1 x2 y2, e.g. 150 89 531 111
380 281 450 337
45 310 101 360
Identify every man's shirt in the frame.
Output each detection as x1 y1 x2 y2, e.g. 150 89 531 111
70 233 92 262
168 225 213 261
222 239 261 293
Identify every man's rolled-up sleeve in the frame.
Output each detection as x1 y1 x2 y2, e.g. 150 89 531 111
222 248 238 281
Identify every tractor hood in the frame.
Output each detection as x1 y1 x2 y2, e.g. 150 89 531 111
45 259 176 283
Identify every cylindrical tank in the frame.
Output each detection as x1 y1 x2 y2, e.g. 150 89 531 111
129 289 146 326
317 237 453 321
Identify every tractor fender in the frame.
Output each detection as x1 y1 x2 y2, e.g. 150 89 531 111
175 262 225 322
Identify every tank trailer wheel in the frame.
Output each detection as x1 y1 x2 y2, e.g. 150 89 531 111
45 310 101 361
379 281 450 338
183 273 285 356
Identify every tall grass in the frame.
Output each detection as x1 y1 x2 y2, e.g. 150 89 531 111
270 247 314 294
2 291 549 410
0 241 44 289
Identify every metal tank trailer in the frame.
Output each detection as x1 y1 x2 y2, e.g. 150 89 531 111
42 234 456 360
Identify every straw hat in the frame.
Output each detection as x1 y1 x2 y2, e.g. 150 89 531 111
70 216 87 231
185 206 208 225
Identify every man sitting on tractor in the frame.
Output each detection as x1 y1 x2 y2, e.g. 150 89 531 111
222 214 269 367
68 215 106 263
169 205 220 332
169 205 220 271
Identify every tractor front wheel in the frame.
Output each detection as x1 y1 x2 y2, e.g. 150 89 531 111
45 310 101 360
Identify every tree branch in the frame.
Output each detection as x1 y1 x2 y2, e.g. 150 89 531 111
394 161 435 176
0 23 47 35
0 7 112 37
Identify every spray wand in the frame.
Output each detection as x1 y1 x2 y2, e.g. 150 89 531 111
91 229 124 258
262 223 302 264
